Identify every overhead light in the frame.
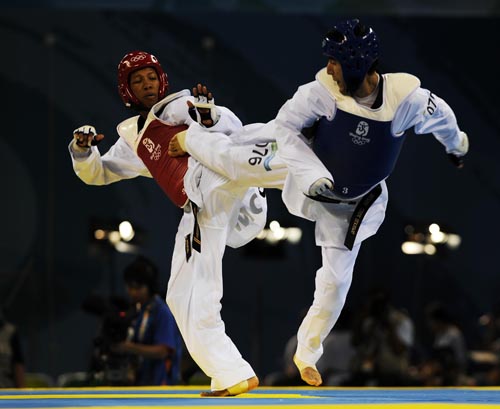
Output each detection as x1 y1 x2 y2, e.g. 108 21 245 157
428 223 441 234
430 231 446 243
108 231 121 244
424 244 437 255
402 222 461 256
119 221 135 242
447 234 462 249
94 229 106 240
401 241 425 255
113 241 139 254
286 228 302 244
255 220 303 245
90 219 143 254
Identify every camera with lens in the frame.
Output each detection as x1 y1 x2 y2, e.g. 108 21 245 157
82 294 138 385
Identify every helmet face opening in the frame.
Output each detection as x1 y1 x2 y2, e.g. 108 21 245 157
117 51 169 109
326 29 347 46
322 19 379 93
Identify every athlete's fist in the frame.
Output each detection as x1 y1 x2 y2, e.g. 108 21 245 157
447 131 468 169
168 131 188 157
308 177 334 197
73 125 104 148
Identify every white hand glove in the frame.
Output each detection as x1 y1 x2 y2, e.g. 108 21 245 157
189 105 219 127
193 92 215 109
308 177 334 196
73 125 101 148
188 84 219 127
74 125 96 135
448 131 468 168
457 131 469 156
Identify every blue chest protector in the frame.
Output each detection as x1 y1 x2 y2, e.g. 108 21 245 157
313 110 406 200
311 69 421 200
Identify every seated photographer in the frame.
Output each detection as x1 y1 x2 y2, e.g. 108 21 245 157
113 256 182 385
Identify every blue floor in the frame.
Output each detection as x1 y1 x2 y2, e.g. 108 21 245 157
1 386 500 408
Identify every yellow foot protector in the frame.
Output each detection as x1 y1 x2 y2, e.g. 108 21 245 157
200 376 259 397
293 354 322 386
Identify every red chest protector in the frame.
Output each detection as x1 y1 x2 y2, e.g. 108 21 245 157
136 120 189 207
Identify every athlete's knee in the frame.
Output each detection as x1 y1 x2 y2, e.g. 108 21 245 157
316 268 352 295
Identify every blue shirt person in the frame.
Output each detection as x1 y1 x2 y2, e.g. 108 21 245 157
113 256 182 385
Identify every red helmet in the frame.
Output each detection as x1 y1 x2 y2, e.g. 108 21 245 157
117 51 169 108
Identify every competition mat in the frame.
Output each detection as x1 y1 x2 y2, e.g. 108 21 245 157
1 386 500 408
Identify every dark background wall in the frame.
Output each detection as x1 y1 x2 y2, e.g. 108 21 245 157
1 6 499 380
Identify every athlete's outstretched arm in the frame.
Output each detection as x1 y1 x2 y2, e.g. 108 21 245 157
69 129 151 185
393 87 469 167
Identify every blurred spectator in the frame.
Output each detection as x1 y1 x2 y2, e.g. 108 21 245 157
264 309 355 386
468 307 500 386
112 256 183 385
477 304 500 352
0 309 25 388
416 302 470 386
346 288 415 386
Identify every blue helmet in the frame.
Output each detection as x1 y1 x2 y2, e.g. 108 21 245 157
322 19 379 93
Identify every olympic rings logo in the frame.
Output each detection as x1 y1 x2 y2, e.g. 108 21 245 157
351 136 370 145
130 54 147 62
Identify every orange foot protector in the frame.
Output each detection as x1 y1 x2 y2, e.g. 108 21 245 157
200 376 259 397
293 355 323 386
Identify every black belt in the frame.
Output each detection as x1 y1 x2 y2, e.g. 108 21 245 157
185 201 202 262
344 184 382 250
305 193 356 205
191 202 201 253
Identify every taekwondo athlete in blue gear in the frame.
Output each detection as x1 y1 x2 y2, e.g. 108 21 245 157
166 18 468 388
272 18 469 387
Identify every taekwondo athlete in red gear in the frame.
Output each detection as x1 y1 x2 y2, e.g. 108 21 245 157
68 51 262 396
